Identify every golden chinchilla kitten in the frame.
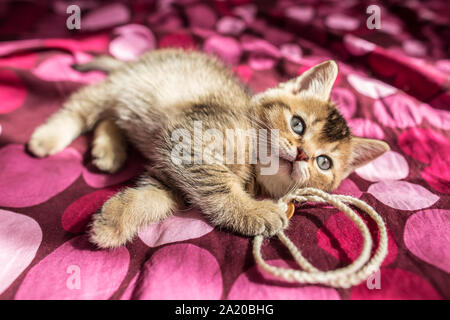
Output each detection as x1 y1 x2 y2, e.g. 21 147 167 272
28 49 389 248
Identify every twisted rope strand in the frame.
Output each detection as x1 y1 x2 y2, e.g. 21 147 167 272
253 187 388 289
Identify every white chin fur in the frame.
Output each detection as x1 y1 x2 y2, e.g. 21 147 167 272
292 161 310 184
256 160 310 198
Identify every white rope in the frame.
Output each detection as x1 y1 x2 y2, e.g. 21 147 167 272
253 187 388 289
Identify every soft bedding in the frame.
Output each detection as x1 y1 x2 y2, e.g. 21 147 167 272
0 0 449 300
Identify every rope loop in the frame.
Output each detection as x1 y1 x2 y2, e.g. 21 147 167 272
253 187 388 289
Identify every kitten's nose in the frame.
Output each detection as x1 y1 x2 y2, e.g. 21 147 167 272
296 148 309 162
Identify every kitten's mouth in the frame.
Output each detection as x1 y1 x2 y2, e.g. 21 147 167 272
279 156 309 182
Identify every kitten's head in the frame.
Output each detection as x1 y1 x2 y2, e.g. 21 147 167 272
252 60 389 197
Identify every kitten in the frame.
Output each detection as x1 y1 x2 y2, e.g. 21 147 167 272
28 49 389 248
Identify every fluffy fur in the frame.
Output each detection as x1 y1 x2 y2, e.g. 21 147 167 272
28 49 389 248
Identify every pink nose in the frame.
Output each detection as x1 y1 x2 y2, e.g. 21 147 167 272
296 148 309 162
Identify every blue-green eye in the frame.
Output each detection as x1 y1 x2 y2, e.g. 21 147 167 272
290 116 305 135
317 155 332 170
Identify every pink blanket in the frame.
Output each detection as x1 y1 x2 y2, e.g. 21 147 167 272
0 0 449 300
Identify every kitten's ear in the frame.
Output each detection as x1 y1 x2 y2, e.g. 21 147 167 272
343 137 390 178
282 60 338 101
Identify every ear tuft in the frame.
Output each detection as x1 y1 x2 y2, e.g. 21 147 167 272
347 137 390 173
290 60 338 101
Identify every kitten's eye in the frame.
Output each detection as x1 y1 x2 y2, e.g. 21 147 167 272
317 155 332 170
290 116 305 135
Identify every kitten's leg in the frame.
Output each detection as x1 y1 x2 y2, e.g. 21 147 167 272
91 119 127 173
28 82 112 157
184 166 288 237
89 179 177 248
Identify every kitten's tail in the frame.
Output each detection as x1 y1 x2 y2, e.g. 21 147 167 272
72 55 125 73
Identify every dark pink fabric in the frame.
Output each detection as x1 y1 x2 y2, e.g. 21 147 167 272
0 0 449 300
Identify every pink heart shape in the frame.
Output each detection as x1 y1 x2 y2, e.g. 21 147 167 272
347 74 397 99
0 209 42 295
15 235 130 300
0 69 27 114
33 53 105 84
351 268 441 300
330 87 356 120
355 151 409 182
228 259 340 300
367 181 439 211
348 118 385 139
404 209 450 273
326 14 360 31
109 24 156 61
373 94 422 128
0 144 83 208
121 244 222 299
216 16 246 36
62 187 121 233
344 35 375 56
203 35 242 65
82 3 130 31
138 208 214 247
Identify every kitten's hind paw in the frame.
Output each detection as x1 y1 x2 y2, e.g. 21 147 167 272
89 212 129 249
91 119 128 173
91 135 127 173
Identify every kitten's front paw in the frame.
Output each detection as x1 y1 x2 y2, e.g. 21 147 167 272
241 200 289 237
28 124 71 157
